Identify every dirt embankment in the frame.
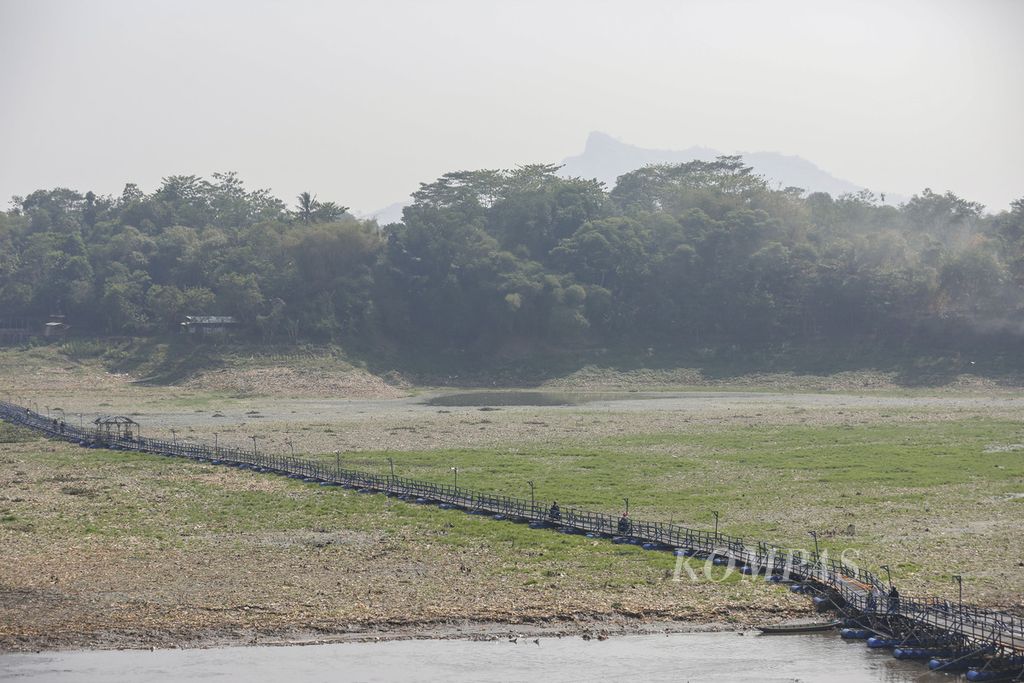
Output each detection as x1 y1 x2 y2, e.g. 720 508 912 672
177 361 1021 401
540 365 1018 394
6 344 1022 400
0 347 413 401
182 366 409 399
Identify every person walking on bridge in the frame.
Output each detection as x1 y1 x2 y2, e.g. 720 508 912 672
888 586 900 613
549 501 561 521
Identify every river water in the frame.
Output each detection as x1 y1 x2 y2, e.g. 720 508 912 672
2 631 945 682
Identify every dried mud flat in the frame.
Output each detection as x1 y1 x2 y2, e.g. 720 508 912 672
184 390 1024 457
0 441 807 653
8 357 1023 456
2 352 1023 652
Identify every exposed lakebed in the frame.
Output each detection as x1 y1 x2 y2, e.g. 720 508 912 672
423 390 664 406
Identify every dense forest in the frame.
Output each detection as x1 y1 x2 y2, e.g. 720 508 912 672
1 160 1022 358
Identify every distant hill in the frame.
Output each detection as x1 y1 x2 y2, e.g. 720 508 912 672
365 132 896 222
560 131 866 197
358 201 406 226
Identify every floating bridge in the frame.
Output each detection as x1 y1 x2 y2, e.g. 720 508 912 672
2 399 1021 679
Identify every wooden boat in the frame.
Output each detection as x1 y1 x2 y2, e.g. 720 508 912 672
758 621 840 634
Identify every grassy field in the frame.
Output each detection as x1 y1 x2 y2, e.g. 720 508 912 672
312 419 1024 600
1 345 1022 650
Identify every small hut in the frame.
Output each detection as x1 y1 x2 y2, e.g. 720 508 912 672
180 316 238 336
93 415 139 441
44 314 70 339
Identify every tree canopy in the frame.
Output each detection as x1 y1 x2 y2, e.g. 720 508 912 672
2 163 1022 358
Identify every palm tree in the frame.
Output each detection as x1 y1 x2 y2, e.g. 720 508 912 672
295 191 319 223
313 201 349 223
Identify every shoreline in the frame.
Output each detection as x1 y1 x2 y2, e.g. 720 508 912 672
1 613 807 654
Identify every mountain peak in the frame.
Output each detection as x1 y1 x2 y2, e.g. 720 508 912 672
562 132 863 197
582 131 622 153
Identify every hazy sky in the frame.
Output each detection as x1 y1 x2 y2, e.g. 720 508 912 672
1 0 1022 214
